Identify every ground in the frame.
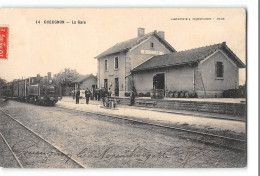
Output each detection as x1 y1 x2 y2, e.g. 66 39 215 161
0 100 246 168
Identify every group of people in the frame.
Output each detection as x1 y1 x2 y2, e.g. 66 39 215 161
75 88 91 104
73 87 136 106
74 87 112 105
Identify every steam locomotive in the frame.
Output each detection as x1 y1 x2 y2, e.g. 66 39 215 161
1 72 62 106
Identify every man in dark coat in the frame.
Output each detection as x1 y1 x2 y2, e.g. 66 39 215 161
85 88 91 104
130 90 135 106
97 89 101 101
76 88 80 104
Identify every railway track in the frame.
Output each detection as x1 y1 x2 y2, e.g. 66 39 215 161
0 109 86 168
56 105 246 151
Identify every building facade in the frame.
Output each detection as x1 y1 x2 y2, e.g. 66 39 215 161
131 42 245 98
96 28 245 98
96 28 176 96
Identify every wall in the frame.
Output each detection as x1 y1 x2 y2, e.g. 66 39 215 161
132 70 153 93
109 97 246 119
166 65 194 92
132 64 195 94
127 36 173 70
98 35 174 96
199 50 239 97
126 36 173 91
79 77 97 90
98 52 126 96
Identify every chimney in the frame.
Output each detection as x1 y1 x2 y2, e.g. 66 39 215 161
137 28 145 38
158 31 165 39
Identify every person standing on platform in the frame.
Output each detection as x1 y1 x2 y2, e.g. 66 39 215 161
97 89 101 101
85 88 91 104
130 90 135 106
76 88 80 104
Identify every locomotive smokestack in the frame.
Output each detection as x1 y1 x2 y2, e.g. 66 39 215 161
47 72 51 83
44 76 48 84
48 72 51 79
37 74 41 83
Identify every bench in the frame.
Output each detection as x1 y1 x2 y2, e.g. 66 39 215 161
136 100 157 106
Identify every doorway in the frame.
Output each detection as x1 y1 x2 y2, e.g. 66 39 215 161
115 78 119 96
153 73 165 89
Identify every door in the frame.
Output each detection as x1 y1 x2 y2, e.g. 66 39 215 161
153 73 165 89
115 78 119 96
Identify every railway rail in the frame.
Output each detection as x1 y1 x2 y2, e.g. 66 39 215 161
56 105 246 151
0 109 86 168
0 132 24 168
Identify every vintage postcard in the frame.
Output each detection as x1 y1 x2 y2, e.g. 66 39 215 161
0 8 246 168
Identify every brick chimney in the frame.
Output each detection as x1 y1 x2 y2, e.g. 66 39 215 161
158 31 165 39
137 28 145 38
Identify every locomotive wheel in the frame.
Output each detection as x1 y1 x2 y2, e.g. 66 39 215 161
38 100 43 106
173 91 179 98
35 99 40 105
184 91 189 98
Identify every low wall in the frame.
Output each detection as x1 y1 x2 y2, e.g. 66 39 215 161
109 97 246 117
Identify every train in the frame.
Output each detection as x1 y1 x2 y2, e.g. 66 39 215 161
0 72 62 106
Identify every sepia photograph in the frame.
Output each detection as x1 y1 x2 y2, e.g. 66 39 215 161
0 8 247 169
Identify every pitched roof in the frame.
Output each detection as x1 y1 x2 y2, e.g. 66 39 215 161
72 74 97 83
95 31 176 58
131 42 246 72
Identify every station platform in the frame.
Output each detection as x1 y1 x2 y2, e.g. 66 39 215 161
58 97 246 137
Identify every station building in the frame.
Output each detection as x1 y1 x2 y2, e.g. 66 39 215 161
131 42 246 97
96 28 245 98
95 28 176 97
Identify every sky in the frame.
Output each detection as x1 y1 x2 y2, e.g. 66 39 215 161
0 8 246 84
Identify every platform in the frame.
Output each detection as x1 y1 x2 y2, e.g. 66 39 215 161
58 97 246 137
109 96 246 117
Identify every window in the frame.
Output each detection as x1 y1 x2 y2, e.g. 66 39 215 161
105 60 108 71
104 79 108 88
150 42 154 49
114 57 119 69
216 61 224 78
